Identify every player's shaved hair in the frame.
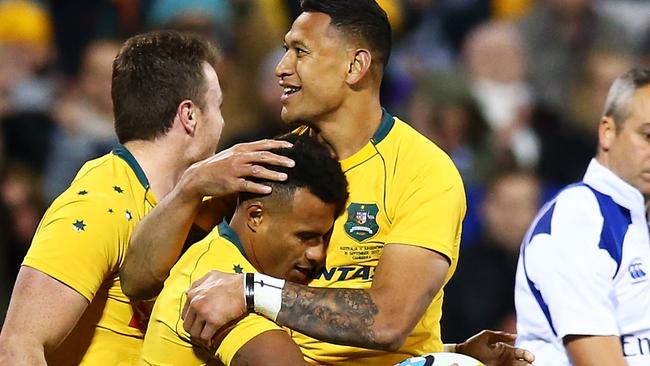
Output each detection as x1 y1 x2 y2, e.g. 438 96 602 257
300 0 392 69
112 30 220 143
240 134 349 218
602 68 650 130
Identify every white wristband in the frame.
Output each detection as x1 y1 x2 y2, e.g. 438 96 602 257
253 273 285 321
442 343 457 353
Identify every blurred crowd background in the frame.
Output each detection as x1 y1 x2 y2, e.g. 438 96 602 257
1 0 649 343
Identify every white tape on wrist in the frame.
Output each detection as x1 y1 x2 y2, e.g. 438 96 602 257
252 273 285 321
442 343 457 353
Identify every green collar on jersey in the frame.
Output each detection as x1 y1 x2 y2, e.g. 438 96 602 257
218 219 248 260
111 144 150 190
371 108 395 145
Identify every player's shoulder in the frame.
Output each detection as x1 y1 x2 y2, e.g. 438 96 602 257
65 154 119 193
386 118 455 165
385 117 462 185
180 224 250 271
538 183 604 233
48 153 135 212
388 117 439 151
554 183 600 211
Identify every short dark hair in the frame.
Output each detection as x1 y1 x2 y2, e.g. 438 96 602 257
300 0 392 68
241 134 349 218
602 68 650 129
112 30 220 143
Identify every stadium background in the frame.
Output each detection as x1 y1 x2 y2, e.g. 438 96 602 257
0 0 649 344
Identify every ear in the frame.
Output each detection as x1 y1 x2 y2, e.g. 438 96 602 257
177 99 197 135
345 49 372 85
598 116 617 151
245 201 264 233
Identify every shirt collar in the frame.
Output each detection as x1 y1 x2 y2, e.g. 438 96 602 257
217 219 248 260
583 158 645 215
111 144 150 190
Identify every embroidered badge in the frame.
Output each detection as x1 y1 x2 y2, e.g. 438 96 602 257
344 203 379 242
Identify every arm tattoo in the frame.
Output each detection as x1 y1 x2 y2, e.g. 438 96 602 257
276 282 386 349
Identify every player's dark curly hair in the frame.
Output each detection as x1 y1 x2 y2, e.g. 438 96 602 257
112 30 220 143
300 0 392 69
242 134 349 218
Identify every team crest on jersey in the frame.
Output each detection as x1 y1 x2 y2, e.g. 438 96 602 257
344 203 379 242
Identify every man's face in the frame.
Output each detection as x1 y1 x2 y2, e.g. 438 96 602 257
275 12 350 125
605 85 650 196
482 174 540 252
195 62 224 159
253 188 336 285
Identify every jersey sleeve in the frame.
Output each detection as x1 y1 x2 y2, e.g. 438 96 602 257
22 194 126 301
386 161 466 262
525 186 619 338
216 314 284 365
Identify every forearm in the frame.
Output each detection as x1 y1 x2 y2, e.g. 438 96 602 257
565 335 627 366
268 247 447 351
0 338 47 366
121 183 202 300
275 282 403 351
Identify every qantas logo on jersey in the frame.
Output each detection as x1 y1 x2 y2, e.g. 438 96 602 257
313 265 376 282
344 203 380 242
628 258 647 283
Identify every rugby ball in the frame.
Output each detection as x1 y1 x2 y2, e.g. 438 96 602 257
395 352 485 366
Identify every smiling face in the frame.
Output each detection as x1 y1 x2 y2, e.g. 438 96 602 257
600 85 650 197
249 188 337 284
275 12 351 125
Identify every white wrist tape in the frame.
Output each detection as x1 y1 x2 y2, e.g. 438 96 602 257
252 273 285 321
442 343 457 353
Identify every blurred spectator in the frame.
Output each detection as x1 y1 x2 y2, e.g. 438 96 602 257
529 104 595 187
492 0 534 21
146 0 233 48
462 20 540 169
0 164 44 265
50 0 140 77
597 0 650 49
0 198 10 327
407 71 492 185
0 0 57 172
0 0 56 115
43 39 120 202
0 164 46 320
641 28 650 68
569 49 633 135
222 48 290 147
385 0 491 109
442 170 541 343
519 0 633 114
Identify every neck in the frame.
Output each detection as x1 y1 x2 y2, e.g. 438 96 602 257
229 212 264 273
123 139 191 200
314 93 383 160
596 153 650 207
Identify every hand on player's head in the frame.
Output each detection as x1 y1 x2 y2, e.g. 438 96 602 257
179 139 296 200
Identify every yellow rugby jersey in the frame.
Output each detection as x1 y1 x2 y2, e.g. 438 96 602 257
292 111 466 365
140 220 281 366
22 145 157 366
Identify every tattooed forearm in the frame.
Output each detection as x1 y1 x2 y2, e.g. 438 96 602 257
276 282 389 350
